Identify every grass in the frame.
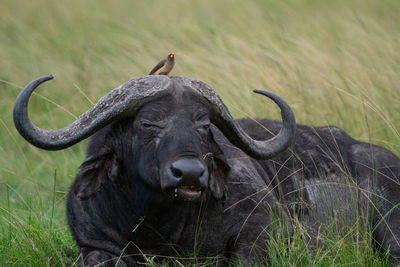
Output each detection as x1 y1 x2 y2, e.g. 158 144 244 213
0 0 399 265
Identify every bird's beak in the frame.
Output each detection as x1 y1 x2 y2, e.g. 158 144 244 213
170 53 175 58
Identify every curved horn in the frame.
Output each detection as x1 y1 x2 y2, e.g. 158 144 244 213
215 89 296 159
13 75 172 150
179 78 296 160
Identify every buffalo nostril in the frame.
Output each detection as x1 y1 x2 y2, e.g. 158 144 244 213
171 166 183 178
164 158 208 191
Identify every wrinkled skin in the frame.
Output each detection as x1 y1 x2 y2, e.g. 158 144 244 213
67 86 400 266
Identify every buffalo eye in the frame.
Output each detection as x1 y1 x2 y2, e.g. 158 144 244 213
140 120 165 131
196 123 210 135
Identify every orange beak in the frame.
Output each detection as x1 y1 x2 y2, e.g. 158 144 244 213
170 53 175 58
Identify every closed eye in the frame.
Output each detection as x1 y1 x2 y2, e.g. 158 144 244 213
140 120 166 130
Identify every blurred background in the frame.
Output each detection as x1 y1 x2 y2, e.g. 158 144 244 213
0 0 399 265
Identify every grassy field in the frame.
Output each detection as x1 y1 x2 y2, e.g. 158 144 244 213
1 0 399 265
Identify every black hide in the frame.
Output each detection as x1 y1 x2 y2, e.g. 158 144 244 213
66 89 400 266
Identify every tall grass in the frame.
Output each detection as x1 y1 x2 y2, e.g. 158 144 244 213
0 0 399 265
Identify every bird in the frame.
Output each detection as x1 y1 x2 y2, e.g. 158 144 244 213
149 53 175 75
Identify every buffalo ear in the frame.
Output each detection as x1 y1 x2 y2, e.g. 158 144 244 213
209 153 230 200
207 128 230 200
73 152 120 200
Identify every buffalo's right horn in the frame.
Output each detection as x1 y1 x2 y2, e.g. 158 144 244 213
214 89 296 159
13 75 172 150
178 77 296 160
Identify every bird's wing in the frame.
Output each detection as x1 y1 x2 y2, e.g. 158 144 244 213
149 59 167 75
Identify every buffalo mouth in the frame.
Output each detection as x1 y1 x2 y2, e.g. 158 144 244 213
173 186 203 202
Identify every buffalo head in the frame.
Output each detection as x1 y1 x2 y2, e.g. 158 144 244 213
13 75 296 202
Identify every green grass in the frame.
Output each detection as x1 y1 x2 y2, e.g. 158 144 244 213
0 0 399 265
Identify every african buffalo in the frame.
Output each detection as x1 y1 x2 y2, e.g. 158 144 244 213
13 75 400 266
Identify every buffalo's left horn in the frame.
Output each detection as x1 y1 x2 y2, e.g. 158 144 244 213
13 75 172 150
182 78 296 160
